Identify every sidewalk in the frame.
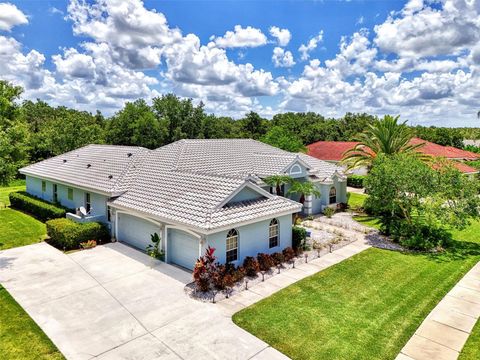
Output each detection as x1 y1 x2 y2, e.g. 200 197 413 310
396 262 480 360
217 238 371 316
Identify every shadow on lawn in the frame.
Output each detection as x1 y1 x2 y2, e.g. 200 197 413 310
424 240 480 263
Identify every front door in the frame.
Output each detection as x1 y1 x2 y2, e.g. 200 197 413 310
85 193 91 213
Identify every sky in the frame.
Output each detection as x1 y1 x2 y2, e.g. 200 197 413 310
1 0 480 127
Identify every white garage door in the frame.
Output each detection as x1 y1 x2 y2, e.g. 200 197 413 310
117 213 160 251
168 229 199 270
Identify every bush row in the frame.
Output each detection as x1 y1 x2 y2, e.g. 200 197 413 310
193 246 302 294
9 191 67 222
347 175 366 188
46 218 110 250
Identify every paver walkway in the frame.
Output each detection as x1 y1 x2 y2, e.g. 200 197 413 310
218 237 371 315
396 261 480 360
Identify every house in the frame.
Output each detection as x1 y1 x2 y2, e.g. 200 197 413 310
19 139 346 270
306 141 367 175
307 138 480 176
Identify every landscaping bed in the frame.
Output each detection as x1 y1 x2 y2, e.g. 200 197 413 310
233 224 480 360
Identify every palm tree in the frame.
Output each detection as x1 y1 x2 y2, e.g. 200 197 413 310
341 115 427 170
263 175 292 196
286 180 321 205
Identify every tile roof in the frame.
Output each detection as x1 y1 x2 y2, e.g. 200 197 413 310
21 139 342 230
19 145 149 194
307 141 360 161
111 139 340 230
410 138 480 160
307 138 480 174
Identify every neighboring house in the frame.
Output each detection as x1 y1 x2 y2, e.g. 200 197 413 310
307 138 480 176
306 141 367 175
463 139 480 147
19 139 346 270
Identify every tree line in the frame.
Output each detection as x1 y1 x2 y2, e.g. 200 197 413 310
1 80 479 184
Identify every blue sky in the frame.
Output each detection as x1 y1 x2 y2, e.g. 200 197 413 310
1 0 480 126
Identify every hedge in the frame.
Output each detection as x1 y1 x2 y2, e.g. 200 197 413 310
347 175 366 188
9 191 67 222
46 218 110 250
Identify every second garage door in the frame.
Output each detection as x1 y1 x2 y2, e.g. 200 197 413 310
168 229 199 270
117 213 160 251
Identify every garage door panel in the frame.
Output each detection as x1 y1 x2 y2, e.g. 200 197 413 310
117 214 160 251
168 229 198 270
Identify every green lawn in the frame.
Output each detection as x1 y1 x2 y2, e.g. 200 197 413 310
0 209 46 250
0 180 25 207
460 318 480 360
233 223 480 360
347 191 367 210
0 286 64 360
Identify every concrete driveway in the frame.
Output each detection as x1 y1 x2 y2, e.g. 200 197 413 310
0 242 288 360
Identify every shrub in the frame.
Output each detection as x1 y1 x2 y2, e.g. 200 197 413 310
271 252 284 266
292 226 307 250
389 220 452 250
347 175 366 188
46 218 109 250
243 256 260 277
80 240 97 249
9 191 67 222
282 247 296 262
323 207 335 218
146 233 164 260
193 246 217 292
257 253 275 272
232 266 246 283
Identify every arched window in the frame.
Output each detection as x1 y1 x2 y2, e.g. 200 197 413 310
269 218 279 248
289 164 302 175
226 229 239 262
329 187 337 204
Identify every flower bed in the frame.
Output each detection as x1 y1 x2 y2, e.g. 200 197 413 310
185 235 358 303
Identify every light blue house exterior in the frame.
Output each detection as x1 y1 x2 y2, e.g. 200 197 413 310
20 139 346 270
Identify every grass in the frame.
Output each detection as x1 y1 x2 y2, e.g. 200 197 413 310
0 209 46 250
460 318 480 360
0 286 64 360
352 214 382 230
233 223 480 360
0 179 25 207
347 191 367 210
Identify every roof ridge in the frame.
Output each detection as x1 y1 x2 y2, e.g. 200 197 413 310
110 148 151 192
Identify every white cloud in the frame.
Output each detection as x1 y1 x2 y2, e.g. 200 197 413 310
272 47 295 68
325 30 377 76
269 26 291 46
298 31 323 61
374 0 480 58
4 0 480 125
210 25 267 48
0 3 28 31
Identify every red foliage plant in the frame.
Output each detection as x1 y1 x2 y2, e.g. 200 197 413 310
243 256 260 277
257 253 275 272
282 247 296 262
193 246 217 292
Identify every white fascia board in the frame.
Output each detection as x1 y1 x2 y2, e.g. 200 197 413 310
109 201 302 236
20 171 116 197
215 181 274 209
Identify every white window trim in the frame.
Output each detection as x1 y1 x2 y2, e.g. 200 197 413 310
226 229 239 263
289 164 302 175
269 218 279 248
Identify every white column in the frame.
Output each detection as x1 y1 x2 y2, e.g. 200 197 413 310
304 194 313 215
164 226 169 263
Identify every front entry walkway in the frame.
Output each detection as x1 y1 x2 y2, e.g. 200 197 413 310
0 242 288 360
397 261 480 360
218 237 371 315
